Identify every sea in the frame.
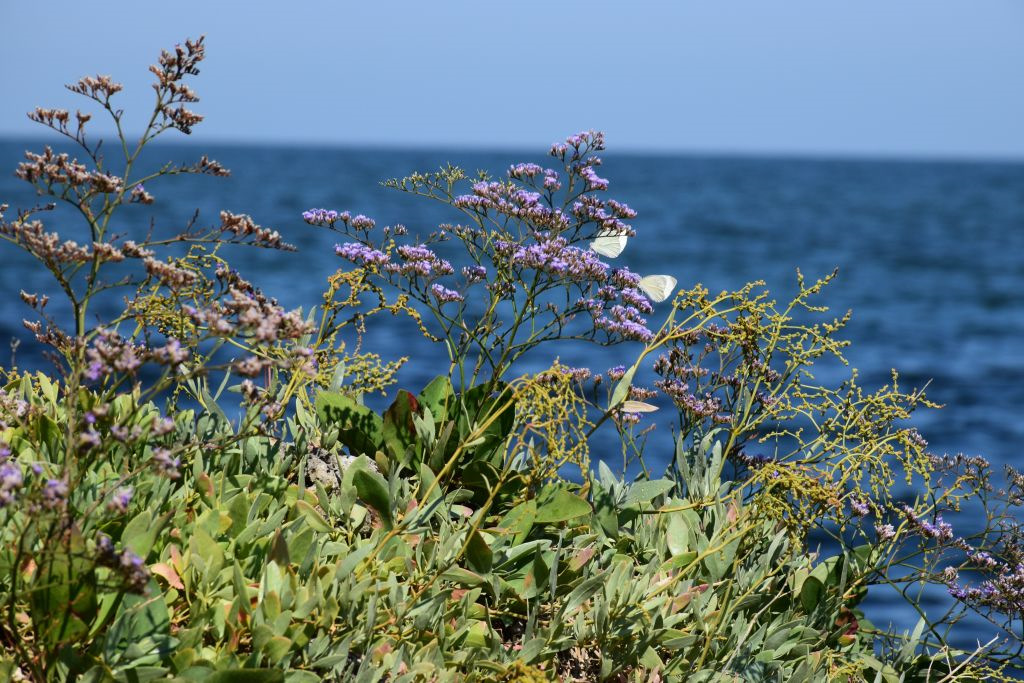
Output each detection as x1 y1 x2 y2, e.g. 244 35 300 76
2 138 1023 652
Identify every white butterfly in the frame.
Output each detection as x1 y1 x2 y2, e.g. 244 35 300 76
638 274 677 302
589 231 628 258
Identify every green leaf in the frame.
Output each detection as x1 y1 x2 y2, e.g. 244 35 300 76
190 527 225 573
534 487 590 524
267 529 290 566
517 638 546 664
417 375 454 425
465 530 493 574
800 576 823 612
666 514 690 556
498 500 537 545
564 575 604 614
625 479 675 505
32 526 96 646
315 392 383 456
295 500 333 534
381 390 421 465
352 469 393 529
103 580 171 667
123 510 161 559
262 635 291 663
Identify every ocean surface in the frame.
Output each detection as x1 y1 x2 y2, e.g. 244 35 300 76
2 138 1023 647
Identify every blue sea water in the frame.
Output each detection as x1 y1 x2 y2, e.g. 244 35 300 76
2 138 1023 647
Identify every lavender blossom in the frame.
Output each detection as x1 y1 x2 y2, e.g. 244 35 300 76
107 487 134 514
152 448 181 479
335 242 390 267
41 478 68 509
461 265 487 283
0 462 23 507
430 283 464 304
850 498 870 517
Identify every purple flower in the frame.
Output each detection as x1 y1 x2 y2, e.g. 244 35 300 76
335 242 389 267
506 234 608 283
303 208 340 225
95 534 150 594
78 429 101 450
430 283 464 304
594 304 654 343
350 214 375 230
900 505 954 542
108 487 133 514
0 462 23 507
543 169 561 190
509 162 543 178
578 164 609 191
850 498 870 517
152 448 181 479
392 244 453 278
461 265 487 283
607 365 627 382
875 523 896 541
969 551 999 570
151 416 175 436
42 478 68 509
85 361 104 381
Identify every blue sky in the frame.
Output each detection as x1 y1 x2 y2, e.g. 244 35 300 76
1 1 1021 158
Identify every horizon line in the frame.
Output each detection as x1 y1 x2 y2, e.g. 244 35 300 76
1 132 1022 167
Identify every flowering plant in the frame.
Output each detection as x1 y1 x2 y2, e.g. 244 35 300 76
0 37 1022 682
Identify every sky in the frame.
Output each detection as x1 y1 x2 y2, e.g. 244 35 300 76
1 1 1022 159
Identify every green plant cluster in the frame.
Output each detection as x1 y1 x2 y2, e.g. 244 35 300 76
0 37 1020 682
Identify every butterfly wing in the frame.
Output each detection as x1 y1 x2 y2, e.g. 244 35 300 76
589 233 628 258
620 400 659 413
638 275 677 302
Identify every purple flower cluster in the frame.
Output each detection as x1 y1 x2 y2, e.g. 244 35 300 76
594 305 654 343
543 169 561 191
85 329 144 379
430 283 464 304
152 447 181 479
335 242 390 267
572 195 636 237
0 461 22 507
730 451 776 469
41 478 68 510
303 208 347 225
607 365 627 382
107 487 133 514
508 162 543 179
535 364 592 386
499 233 608 283
508 163 563 192
655 376 730 421
96 534 150 594
578 164 609 191
900 505 954 541
191 271 313 344
391 244 454 278
461 265 488 283
454 182 570 232
549 130 606 161
948 562 1024 618
850 498 870 517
